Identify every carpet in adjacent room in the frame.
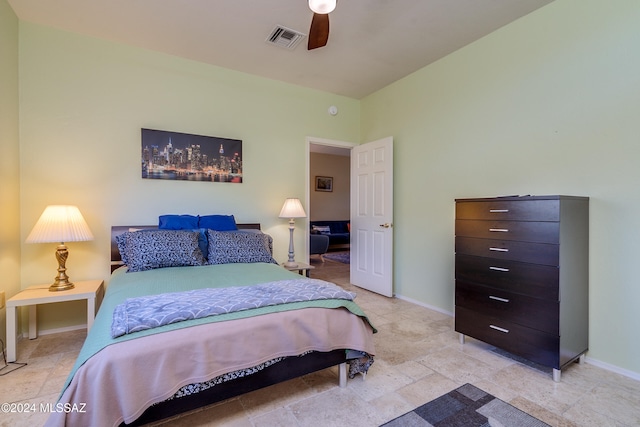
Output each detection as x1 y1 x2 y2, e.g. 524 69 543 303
381 383 550 427
323 251 350 264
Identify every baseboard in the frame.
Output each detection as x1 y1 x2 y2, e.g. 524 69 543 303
16 323 87 340
584 356 640 381
394 293 453 317
394 293 640 381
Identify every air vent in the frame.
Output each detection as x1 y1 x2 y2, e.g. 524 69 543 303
266 26 306 50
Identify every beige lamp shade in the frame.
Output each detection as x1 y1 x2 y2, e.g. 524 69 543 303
279 198 307 219
26 205 94 292
26 205 94 244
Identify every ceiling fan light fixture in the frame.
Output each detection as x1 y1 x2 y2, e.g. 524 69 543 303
308 0 336 14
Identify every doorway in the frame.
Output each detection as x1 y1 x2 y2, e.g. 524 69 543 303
306 137 355 282
306 136 394 297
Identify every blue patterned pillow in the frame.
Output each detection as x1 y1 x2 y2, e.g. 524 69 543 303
116 230 205 272
206 230 277 265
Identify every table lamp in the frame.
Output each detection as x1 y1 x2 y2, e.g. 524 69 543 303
26 205 94 292
279 198 306 268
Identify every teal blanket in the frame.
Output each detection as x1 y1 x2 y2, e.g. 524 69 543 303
62 263 374 394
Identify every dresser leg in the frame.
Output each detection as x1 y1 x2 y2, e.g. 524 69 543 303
553 368 561 382
459 333 465 344
578 353 585 364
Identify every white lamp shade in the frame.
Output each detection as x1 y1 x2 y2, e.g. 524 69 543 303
279 198 307 219
26 205 94 244
309 0 336 14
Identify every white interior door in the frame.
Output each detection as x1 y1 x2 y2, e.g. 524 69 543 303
350 137 393 297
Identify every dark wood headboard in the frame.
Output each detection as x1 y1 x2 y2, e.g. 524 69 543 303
110 223 261 272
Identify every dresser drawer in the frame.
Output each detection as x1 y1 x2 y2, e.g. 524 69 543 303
455 220 559 244
455 306 560 368
456 199 560 221
455 254 559 300
455 237 559 266
455 281 558 334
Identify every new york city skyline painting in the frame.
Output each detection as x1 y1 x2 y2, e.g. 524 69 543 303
141 128 243 183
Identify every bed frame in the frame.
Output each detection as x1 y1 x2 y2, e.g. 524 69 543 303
110 225 348 426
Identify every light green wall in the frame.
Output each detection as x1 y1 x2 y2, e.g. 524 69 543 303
0 0 20 344
361 0 640 376
18 23 360 331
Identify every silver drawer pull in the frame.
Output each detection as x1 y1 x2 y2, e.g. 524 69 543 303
490 325 510 333
489 228 509 233
489 296 510 303
489 247 509 252
489 266 510 272
489 209 509 213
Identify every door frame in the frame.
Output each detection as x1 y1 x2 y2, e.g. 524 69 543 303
305 136 357 261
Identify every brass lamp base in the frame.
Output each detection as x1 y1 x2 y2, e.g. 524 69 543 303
49 280 74 292
49 243 75 292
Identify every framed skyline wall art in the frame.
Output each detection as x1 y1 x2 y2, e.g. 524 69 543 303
141 128 243 183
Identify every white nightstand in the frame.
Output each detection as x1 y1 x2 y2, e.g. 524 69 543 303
283 262 315 278
5 279 104 362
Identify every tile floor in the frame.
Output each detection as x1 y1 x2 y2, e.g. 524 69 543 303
2 255 639 426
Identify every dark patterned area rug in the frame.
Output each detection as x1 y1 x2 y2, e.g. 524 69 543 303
323 251 350 264
381 383 550 427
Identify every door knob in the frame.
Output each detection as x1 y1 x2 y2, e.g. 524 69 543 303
379 223 392 228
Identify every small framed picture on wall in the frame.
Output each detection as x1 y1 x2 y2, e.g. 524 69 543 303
315 176 333 192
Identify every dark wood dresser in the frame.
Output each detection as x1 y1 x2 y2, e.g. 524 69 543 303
454 195 589 381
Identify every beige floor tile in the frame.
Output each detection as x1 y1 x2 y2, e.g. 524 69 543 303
395 372 459 408
0 362 51 402
289 387 385 427
153 398 253 427
368 391 414 423
28 330 85 359
574 383 640 426
237 377 315 419
417 346 500 383
392 360 436 382
251 407 301 427
489 363 587 416
562 403 623 427
0 393 59 427
343 359 414 401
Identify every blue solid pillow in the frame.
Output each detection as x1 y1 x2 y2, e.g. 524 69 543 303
193 228 209 258
199 214 238 231
159 214 199 230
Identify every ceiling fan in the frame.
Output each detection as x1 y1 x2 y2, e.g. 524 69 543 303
307 0 336 50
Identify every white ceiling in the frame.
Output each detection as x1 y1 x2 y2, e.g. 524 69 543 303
7 0 553 99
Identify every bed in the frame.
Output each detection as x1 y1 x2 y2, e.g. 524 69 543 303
46 218 376 427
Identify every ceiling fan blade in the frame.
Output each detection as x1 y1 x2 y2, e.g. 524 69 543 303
307 13 329 50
